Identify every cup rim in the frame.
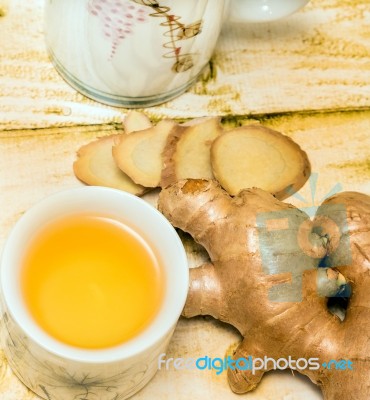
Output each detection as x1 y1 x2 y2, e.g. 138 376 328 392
228 0 310 22
1 186 189 363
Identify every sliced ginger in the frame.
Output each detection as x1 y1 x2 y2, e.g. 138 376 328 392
161 117 223 187
74 111 312 200
211 125 310 199
123 110 152 134
73 111 152 195
73 135 146 195
112 119 181 187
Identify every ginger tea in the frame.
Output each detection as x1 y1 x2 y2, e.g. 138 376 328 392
20 214 164 349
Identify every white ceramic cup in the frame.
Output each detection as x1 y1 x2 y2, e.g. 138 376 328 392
0 187 188 400
229 0 310 23
44 0 310 107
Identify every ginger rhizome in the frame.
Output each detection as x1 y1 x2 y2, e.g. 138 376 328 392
73 110 152 193
158 179 369 400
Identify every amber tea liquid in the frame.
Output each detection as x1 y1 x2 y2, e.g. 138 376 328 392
21 214 164 349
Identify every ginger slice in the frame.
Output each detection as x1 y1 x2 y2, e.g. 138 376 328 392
211 125 310 199
161 117 223 188
113 119 180 188
73 135 146 195
123 110 152 134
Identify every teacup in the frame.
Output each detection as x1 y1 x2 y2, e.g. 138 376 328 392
44 0 310 107
0 186 188 400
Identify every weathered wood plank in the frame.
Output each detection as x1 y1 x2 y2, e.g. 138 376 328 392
1 0 369 130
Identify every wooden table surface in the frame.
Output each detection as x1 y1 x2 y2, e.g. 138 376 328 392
1 0 370 399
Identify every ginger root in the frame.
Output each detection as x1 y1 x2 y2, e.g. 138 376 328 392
73 135 146 195
112 119 181 188
75 111 310 199
73 111 152 194
122 110 152 134
161 117 223 188
74 111 311 199
113 116 310 199
211 124 311 199
158 179 369 400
